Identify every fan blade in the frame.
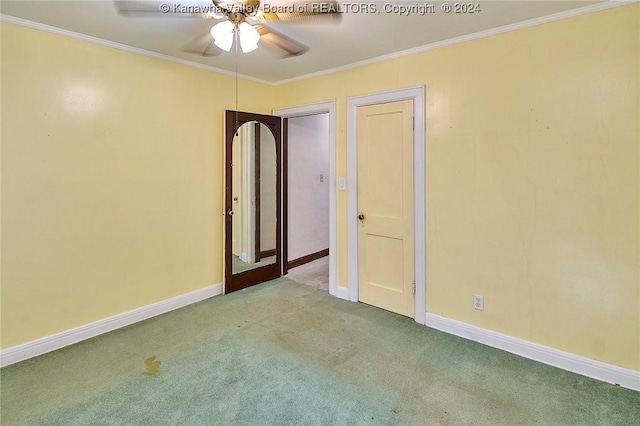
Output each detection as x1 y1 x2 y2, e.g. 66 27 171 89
256 1 342 23
254 25 309 58
114 1 216 18
184 33 222 57
184 41 221 57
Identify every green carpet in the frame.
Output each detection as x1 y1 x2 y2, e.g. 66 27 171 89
1 278 638 425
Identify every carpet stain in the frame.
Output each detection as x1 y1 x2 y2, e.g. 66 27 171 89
274 329 358 367
141 355 161 376
325 346 358 365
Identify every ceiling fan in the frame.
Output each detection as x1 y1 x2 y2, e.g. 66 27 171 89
114 0 342 58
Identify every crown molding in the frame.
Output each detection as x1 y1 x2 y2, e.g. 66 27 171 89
0 14 275 86
274 0 637 86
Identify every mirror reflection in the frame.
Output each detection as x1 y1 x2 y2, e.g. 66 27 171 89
231 121 277 274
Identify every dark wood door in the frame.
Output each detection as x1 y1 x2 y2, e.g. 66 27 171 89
225 110 282 293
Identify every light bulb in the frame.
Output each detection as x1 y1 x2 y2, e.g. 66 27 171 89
238 22 260 53
210 21 234 52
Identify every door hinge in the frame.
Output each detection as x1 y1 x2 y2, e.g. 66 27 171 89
412 117 415 131
413 280 416 295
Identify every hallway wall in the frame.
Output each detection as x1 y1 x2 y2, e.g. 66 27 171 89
287 114 330 261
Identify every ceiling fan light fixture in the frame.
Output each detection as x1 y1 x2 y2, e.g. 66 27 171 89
210 20 234 51
238 22 260 53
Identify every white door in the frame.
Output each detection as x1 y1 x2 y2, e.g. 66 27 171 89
357 100 414 317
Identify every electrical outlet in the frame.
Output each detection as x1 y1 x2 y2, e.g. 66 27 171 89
320 174 324 182
474 295 484 311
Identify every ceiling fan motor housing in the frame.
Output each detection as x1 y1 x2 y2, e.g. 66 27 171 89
216 0 260 16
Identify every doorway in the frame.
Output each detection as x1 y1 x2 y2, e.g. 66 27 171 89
284 113 330 291
346 87 426 324
273 101 339 297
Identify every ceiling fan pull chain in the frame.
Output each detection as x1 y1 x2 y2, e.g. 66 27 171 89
235 23 239 134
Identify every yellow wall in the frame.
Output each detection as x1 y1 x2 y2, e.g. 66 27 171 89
2 4 638 372
0 22 274 348
274 4 639 370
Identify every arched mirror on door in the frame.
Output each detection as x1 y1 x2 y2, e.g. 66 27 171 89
225 111 281 293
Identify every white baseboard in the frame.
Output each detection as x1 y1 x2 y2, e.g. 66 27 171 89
424 313 640 391
0 283 222 368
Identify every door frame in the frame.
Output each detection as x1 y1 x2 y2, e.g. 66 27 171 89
346 87 426 324
253 122 261 262
272 101 338 297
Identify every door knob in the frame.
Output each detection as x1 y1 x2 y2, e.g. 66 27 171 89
358 214 365 221
227 209 234 216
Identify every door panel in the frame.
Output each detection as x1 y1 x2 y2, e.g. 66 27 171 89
357 100 414 317
225 111 282 294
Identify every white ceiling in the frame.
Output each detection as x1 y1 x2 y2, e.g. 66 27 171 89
1 0 604 83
